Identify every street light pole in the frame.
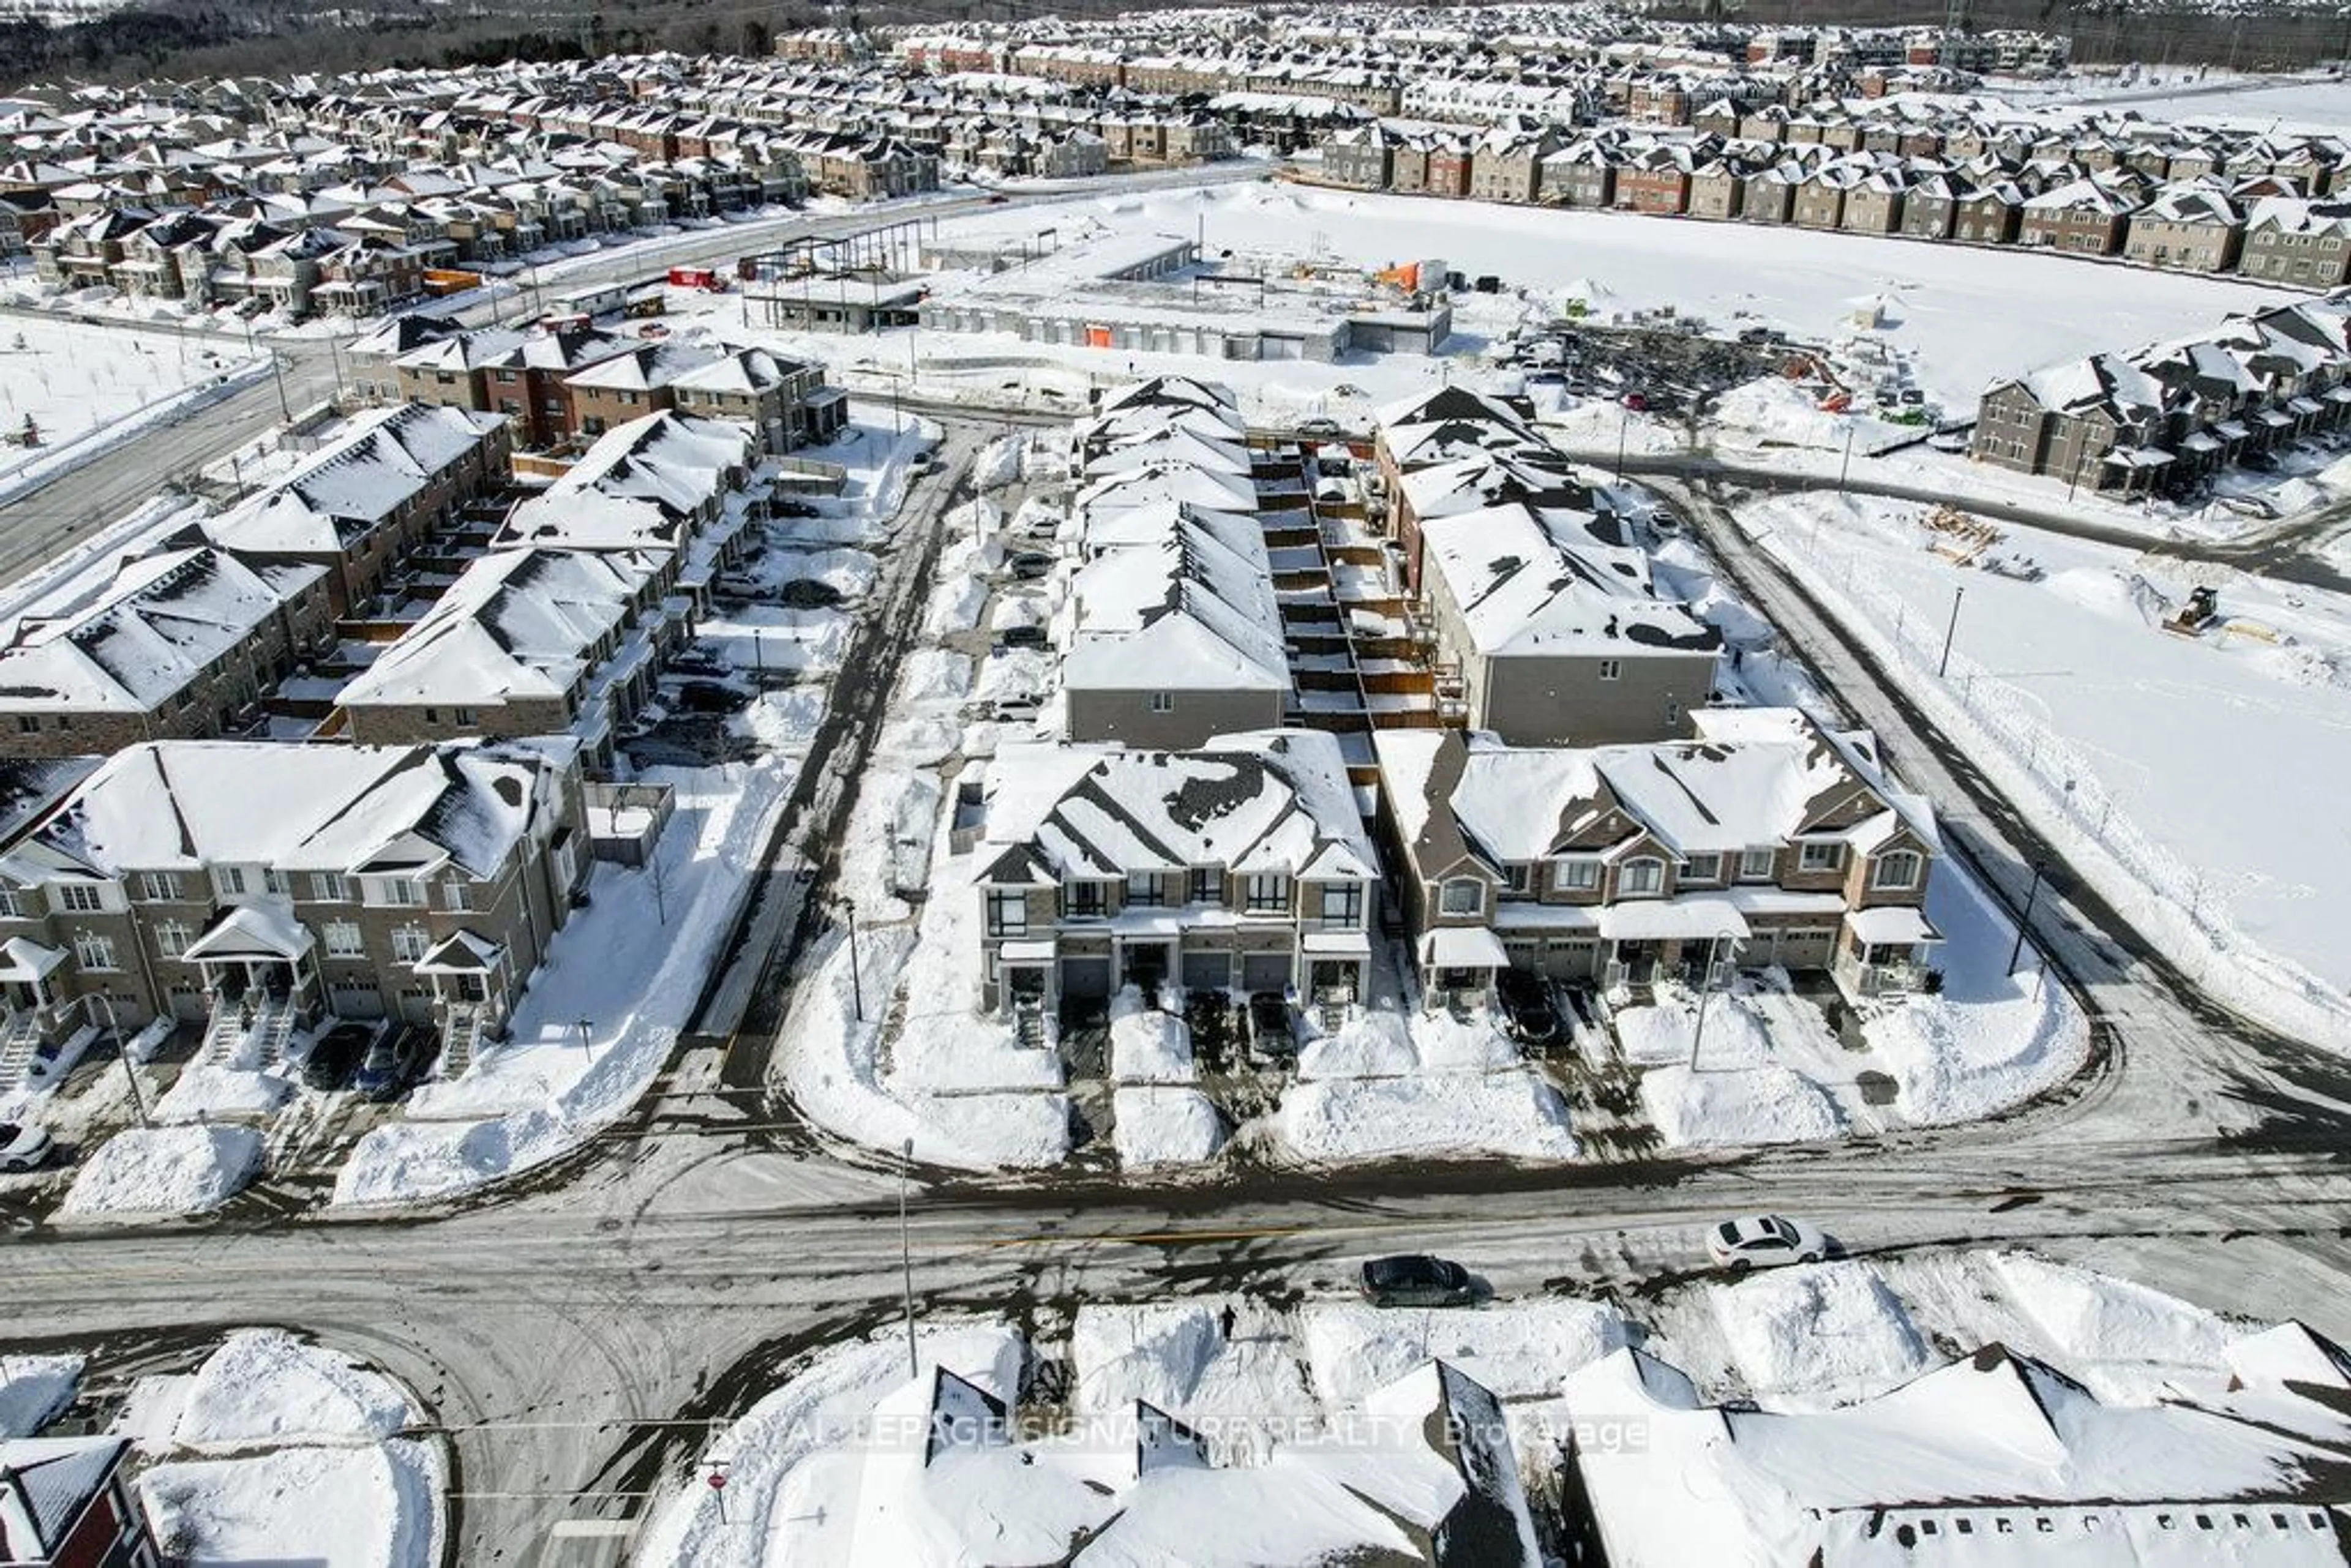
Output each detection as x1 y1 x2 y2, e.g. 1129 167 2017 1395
576 1016 593 1055
899 1138 918 1381
1837 422 1856 493
89 993 146 1130
1614 400 1629 481
1686 934 1726 1071
842 898 863 1022
1937 584 1965 678
2007 860 2047 976
266 350 291 424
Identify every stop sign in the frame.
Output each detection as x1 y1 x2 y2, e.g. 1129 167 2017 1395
708 1472 727 1490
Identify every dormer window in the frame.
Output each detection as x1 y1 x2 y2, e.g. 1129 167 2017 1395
1438 878 1484 917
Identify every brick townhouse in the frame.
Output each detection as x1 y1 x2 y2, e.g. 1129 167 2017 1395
972 730 1378 1015
0 737 588 1063
0 546 336 760
1374 708 1941 1007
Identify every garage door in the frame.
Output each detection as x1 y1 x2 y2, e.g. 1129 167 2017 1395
1543 938 1600 981
1060 956 1112 1000
1775 928 1837 971
1182 950 1232 992
1240 952 1292 992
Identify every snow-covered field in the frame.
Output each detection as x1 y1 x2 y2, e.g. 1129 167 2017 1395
1736 489 2351 1048
0 316 261 499
2106 72 2351 131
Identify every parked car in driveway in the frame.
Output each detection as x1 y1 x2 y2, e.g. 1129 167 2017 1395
354 1029 436 1103
304 1021 377 1092
999 623 1049 651
1359 1254 1475 1308
0 1122 54 1172
1493 969 1559 1046
1706 1214 1830 1271
1245 991 1295 1063
1006 551 1055 581
672 680 750 715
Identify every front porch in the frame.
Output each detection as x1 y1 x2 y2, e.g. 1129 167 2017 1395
1834 906 1944 1000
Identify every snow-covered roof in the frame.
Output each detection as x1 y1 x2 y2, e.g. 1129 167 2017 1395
337 547 659 710
22 737 576 880
497 411 750 553
980 729 1373 884
1419 503 1719 659
1568 1338 2351 1567
207 403 506 555
0 546 325 713
1378 707 1929 872
1063 512 1289 696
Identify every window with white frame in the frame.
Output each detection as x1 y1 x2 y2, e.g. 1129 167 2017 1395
155 921 192 959
311 872 350 902
1552 856 1601 893
1127 872 1167 907
390 926 431 964
323 921 366 958
1438 878 1484 917
1738 846 1777 881
985 890 1027 938
1148 692 1174 714
56 883 105 914
215 865 250 897
1798 842 1847 873
1504 863 1532 895
139 872 184 902
1243 873 1289 913
264 869 289 896
73 932 116 971
1318 882 1362 926
378 877 425 907
443 880 473 912
1871 849 1922 891
1618 857 1665 897
0 887 18 918
1683 852 1722 884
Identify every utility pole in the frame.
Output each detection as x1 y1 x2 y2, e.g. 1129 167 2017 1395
1937 584 1966 678
841 897 863 1021
2007 860 2047 976
1837 421 1855 492
899 1138 919 1381
91 994 146 1129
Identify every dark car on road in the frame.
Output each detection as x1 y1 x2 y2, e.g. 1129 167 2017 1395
354 1029 436 1103
1359 1254 1475 1308
1493 969 1559 1047
304 1021 377 1092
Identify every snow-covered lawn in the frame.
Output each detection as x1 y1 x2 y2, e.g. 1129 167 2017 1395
1738 489 2351 1049
2105 72 2351 132
1622 859 2083 1147
60 1124 262 1218
121 1329 443 1568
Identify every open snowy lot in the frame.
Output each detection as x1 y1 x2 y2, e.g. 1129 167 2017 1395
2104 72 2351 131
1735 489 2351 1048
927 181 2285 405
0 315 259 497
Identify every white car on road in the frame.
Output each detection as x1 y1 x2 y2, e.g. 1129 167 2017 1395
0 1122 54 1173
1706 1214 1829 1271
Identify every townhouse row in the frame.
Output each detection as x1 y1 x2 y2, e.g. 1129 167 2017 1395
1314 120 2351 288
1972 294 2351 494
967 377 1939 1019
